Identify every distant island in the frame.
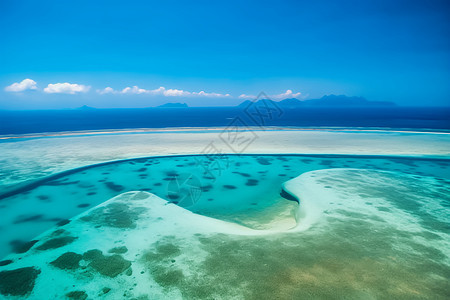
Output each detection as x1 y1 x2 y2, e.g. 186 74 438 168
238 95 396 108
75 95 395 110
157 103 189 108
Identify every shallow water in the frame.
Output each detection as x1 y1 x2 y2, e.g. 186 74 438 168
0 154 449 299
1 154 449 257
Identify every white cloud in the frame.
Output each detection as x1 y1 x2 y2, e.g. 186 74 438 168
121 86 150 94
238 94 256 99
151 86 165 94
163 88 190 97
238 90 301 100
193 91 230 98
97 86 163 95
97 87 116 95
44 83 90 94
271 89 301 99
96 85 230 98
5 79 38 92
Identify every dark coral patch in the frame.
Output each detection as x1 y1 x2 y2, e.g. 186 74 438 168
200 184 213 192
83 249 103 261
66 291 88 300
256 157 271 165
142 241 184 288
81 203 146 229
50 252 82 270
223 185 237 190
166 171 179 177
245 179 259 186
10 240 39 254
104 182 125 192
167 194 180 200
0 267 40 296
36 236 77 251
144 242 181 263
108 246 128 254
0 260 12 266
153 269 184 287
37 195 50 202
88 254 131 278
56 219 71 226
232 172 251 177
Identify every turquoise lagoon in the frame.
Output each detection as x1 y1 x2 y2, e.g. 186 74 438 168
0 145 449 298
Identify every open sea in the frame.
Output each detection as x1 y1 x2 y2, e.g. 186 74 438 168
1 106 449 135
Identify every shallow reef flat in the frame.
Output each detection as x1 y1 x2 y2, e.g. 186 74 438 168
0 167 449 299
1 154 449 259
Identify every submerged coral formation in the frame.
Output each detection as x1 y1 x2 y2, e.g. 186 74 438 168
0 152 449 299
0 165 448 299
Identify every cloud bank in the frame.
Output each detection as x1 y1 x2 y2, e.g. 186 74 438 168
97 86 230 98
4 80 301 101
239 90 301 100
44 83 91 94
4 79 37 92
272 89 301 99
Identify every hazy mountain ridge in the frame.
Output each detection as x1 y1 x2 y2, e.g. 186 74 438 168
239 95 396 108
75 95 395 110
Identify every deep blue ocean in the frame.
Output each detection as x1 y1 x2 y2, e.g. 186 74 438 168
0 106 449 135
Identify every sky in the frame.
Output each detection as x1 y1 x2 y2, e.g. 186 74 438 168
0 0 449 109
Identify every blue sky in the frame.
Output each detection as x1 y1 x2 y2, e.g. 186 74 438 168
0 0 449 108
